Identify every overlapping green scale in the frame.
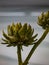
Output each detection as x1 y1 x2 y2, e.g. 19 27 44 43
37 11 49 29
1 22 38 47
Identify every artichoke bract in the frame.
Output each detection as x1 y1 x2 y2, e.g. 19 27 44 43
2 23 38 47
37 11 49 29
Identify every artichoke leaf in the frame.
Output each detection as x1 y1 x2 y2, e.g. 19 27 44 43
7 44 13 47
32 34 38 39
3 31 17 43
3 30 12 41
2 38 9 43
1 42 8 44
7 25 13 36
19 23 27 36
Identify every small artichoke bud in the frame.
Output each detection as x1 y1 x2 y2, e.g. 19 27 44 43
37 11 49 29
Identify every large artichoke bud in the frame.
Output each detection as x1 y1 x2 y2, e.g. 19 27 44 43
37 11 49 29
1 22 38 47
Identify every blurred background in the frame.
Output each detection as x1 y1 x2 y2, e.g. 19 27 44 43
0 0 49 65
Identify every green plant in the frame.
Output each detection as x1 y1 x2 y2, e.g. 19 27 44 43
1 11 49 65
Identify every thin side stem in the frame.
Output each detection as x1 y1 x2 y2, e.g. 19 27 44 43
17 45 22 65
23 28 49 65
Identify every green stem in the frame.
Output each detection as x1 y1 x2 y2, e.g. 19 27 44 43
23 28 49 65
17 45 22 65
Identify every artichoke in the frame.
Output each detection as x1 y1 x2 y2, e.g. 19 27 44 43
37 11 49 29
1 22 38 47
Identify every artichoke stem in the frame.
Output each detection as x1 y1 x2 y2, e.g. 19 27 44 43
22 28 49 65
17 45 22 65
